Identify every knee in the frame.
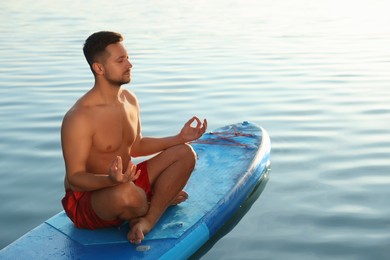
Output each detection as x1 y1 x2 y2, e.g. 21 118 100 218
116 183 148 216
179 143 197 169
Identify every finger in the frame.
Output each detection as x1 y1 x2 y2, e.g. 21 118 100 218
110 161 116 172
122 169 131 182
126 164 137 180
133 169 141 181
125 160 134 174
111 156 119 172
187 116 201 129
184 117 195 127
195 119 206 137
124 163 133 179
126 162 134 174
202 119 208 133
129 164 137 176
117 156 123 173
194 116 201 128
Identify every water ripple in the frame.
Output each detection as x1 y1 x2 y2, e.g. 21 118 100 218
1 0 390 258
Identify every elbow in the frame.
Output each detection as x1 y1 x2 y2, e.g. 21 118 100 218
65 174 82 192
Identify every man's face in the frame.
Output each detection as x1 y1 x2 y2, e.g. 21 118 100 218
100 42 132 86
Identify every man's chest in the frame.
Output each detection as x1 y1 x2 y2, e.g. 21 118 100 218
91 104 138 153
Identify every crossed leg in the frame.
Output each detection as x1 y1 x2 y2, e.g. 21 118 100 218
127 143 196 244
89 143 196 243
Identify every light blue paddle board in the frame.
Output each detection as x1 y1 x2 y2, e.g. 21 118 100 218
0 121 271 259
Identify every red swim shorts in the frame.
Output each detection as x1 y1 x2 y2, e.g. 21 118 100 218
61 161 152 229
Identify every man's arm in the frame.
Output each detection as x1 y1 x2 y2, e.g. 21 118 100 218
130 116 207 157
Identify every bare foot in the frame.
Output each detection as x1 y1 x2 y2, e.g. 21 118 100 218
171 190 189 206
127 218 152 244
127 191 189 244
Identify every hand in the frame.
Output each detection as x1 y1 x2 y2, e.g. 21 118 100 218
109 156 141 184
179 116 207 143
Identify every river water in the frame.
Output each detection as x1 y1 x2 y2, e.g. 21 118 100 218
1 0 389 259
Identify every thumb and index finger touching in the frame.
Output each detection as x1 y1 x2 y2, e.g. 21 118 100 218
186 116 208 131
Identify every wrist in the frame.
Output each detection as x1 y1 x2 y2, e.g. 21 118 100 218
107 174 118 186
175 133 187 144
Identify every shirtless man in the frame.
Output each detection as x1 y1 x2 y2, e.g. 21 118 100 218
61 31 207 244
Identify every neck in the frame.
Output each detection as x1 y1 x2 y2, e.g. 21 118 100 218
93 80 122 105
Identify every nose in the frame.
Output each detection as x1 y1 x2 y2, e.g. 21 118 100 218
127 60 133 69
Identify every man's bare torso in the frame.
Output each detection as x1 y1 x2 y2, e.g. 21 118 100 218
63 88 139 189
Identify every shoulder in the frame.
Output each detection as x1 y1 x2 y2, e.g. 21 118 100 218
63 89 98 124
62 99 93 135
121 88 139 106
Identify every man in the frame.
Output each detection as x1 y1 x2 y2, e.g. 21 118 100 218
61 31 207 244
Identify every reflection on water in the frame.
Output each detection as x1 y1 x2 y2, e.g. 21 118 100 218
1 0 390 259
191 167 271 259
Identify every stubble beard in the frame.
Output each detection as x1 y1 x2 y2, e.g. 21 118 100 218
107 74 131 87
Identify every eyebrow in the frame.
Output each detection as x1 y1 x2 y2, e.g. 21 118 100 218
115 54 128 61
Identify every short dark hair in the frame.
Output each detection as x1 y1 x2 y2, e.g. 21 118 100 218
83 31 123 72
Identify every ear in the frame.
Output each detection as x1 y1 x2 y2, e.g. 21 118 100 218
92 62 104 75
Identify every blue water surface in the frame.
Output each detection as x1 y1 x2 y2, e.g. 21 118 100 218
1 0 390 259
